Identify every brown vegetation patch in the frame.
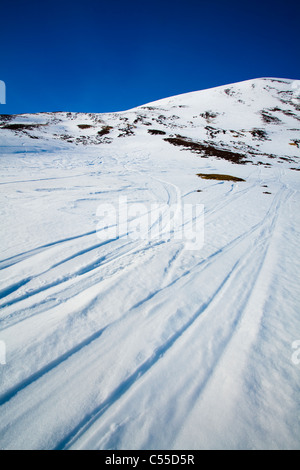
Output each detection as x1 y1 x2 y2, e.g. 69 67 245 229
148 129 166 135
197 173 245 182
280 156 296 163
98 125 113 136
118 124 135 137
200 111 218 121
77 124 93 129
1 123 46 131
260 111 281 124
164 135 247 164
249 128 270 141
205 126 225 139
0 114 14 123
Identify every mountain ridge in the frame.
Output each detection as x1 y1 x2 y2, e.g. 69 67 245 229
1 77 299 171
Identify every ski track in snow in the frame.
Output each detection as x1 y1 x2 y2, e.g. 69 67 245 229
58 181 293 450
0 78 300 450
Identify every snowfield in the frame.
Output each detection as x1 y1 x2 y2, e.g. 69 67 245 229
0 78 299 449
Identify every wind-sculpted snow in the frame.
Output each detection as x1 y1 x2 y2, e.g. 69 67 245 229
0 78 299 449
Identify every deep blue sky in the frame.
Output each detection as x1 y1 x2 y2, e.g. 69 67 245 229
1 0 299 115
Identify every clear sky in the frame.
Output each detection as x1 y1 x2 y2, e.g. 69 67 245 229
1 0 299 115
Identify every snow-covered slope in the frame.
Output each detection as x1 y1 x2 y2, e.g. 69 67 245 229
0 78 299 449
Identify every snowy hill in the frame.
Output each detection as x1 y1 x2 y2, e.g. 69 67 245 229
1 77 299 167
0 78 299 449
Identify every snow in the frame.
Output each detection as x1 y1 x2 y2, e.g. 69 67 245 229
0 78 299 449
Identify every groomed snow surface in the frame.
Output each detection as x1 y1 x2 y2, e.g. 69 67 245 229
0 78 299 449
